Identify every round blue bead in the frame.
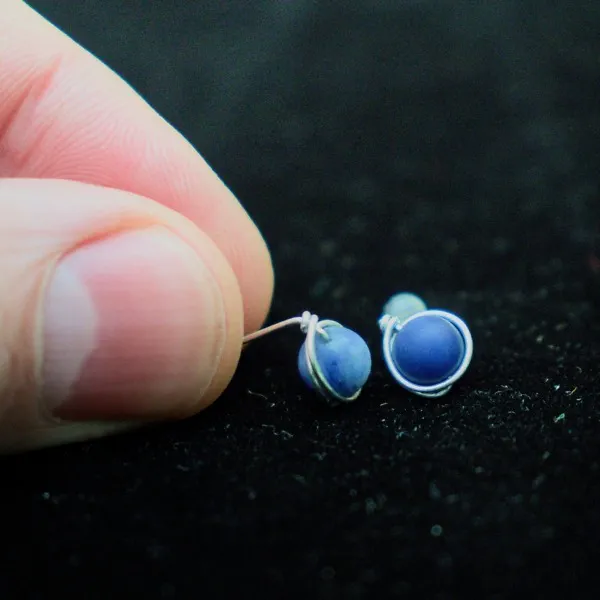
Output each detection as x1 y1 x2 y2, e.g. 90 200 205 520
297 326 371 398
392 315 465 386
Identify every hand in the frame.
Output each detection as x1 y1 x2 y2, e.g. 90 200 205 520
0 1 273 453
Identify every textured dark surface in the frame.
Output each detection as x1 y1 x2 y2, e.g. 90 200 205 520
3 1 600 598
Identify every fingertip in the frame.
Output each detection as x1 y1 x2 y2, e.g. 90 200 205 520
43 225 243 422
0 179 246 453
241 232 274 334
1 1 274 336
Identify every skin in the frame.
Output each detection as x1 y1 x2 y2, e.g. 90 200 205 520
0 0 274 453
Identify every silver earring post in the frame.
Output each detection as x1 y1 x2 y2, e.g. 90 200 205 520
243 310 330 344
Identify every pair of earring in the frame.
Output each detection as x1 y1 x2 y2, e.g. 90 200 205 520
243 293 473 405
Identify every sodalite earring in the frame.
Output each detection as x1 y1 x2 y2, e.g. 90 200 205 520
243 311 371 405
378 293 473 398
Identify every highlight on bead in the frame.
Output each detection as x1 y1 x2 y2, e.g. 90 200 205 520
378 306 473 398
243 311 371 406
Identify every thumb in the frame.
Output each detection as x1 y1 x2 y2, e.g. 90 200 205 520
0 178 243 453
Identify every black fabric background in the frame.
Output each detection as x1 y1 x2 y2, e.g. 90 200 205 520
2 1 600 598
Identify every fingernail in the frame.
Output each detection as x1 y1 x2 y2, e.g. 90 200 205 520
42 226 225 420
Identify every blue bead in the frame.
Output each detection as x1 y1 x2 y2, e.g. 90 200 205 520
382 292 427 323
297 326 371 398
392 314 465 386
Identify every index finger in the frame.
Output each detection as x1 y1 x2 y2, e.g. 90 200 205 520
0 0 273 332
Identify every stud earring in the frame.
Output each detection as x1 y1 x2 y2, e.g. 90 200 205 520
378 293 473 398
243 311 371 405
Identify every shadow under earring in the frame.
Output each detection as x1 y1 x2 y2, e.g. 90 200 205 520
243 311 371 405
378 293 473 398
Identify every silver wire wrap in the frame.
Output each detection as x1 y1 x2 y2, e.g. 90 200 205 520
378 309 473 398
243 311 362 405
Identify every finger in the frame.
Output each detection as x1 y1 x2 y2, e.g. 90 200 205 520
0 0 273 333
0 178 243 454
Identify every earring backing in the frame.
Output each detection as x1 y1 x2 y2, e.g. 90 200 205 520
243 311 371 406
378 293 473 398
